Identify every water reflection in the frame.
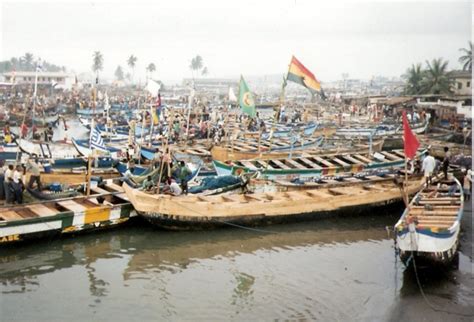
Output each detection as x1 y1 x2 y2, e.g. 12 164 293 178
3 211 470 320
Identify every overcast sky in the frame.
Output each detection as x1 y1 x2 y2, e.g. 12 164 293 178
0 0 471 83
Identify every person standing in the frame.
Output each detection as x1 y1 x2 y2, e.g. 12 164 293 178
0 161 5 201
12 165 24 204
4 164 14 204
442 147 450 179
422 151 436 185
27 158 42 190
176 161 191 195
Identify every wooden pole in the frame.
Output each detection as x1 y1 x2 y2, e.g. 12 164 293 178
86 155 93 196
156 109 174 194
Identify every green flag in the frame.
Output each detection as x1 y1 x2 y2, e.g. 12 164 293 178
239 75 256 118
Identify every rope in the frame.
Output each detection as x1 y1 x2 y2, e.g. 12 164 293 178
410 253 474 317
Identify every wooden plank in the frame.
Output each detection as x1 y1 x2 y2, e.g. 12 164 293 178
299 158 322 169
105 183 124 192
256 160 273 169
57 200 88 212
312 156 335 168
0 211 24 221
381 151 402 160
26 204 59 217
240 161 259 171
331 157 350 167
342 155 364 164
352 154 372 163
272 159 291 169
91 186 110 194
392 150 407 157
286 159 307 169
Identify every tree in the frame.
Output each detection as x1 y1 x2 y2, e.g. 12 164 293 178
23 53 34 71
403 63 424 95
201 66 208 77
125 72 132 82
189 55 203 79
127 55 137 83
459 41 472 71
115 65 124 81
420 58 453 95
92 51 104 83
146 63 156 80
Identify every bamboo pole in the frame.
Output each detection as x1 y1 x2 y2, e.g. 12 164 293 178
156 109 174 194
86 155 93 196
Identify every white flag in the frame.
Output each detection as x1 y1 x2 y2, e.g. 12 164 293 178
228 87 237 102
145 79 161 97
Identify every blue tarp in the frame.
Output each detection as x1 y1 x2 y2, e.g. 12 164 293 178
189 175 242 194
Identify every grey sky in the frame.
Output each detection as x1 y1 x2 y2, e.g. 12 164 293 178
0 0 471 83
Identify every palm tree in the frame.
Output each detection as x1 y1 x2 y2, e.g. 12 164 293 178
23 53 34 71
189 55 203 79
201 66 208 77
459 41 472 71
115 65 124 80
420 58 453 95
92 51 104 83
403 63 423 95
127 55 137 83
146 63 156 80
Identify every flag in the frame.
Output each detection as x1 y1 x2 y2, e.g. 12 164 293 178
228 87 237 102
146 79 161 97
238 76 256 118
402 110 420 159
104 92 110 111
90 126 107 152
287 56 321 93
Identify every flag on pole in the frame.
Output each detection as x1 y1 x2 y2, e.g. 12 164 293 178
145 79 161 97
287 56 321 93
90 126 108 152
402 110 420 159
228 86 237 102
238 76 256 118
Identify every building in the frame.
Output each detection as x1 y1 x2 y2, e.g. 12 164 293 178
182 78 237 95
451 70 472 96
2 71 75 90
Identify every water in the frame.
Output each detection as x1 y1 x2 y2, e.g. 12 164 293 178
1 208 473 321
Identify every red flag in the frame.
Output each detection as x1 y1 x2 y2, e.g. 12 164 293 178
402 110 420 159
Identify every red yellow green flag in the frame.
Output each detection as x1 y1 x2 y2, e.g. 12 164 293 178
287 56 321 93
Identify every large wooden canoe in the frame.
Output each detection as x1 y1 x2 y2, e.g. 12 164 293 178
210 139 384 162
213 149 427 180
395 177 463 266
0 180 137 245
123 175 425 230
210 136 324 162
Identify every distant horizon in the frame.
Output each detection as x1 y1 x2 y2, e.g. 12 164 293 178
1 0 471 84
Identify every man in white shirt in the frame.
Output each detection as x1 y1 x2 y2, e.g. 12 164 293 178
421 151 436 185
11 165 24 204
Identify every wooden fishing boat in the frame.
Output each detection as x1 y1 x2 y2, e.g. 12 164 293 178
26 167 120 186
420 140 471 159
213 149 427 180
0 180 137 245
395 177 463 266
210 136 324 162
0 142 19 160
210 139 384 162
123 174 425 230
17 138 78 159
335 120 428 138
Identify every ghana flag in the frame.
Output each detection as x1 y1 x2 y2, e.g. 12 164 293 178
287 56 321 93
239 76 256 118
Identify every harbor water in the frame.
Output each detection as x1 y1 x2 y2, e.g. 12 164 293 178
1 204 472 321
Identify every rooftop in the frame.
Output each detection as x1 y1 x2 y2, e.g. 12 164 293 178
3 71 73 77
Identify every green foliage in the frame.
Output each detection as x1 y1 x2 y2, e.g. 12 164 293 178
92 51 104 73
115 65 124 80
403 58 453 95
0 53 64 73
459 41 472 71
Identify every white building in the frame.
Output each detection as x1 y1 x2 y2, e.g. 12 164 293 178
2 71 76 90
451 70 472 96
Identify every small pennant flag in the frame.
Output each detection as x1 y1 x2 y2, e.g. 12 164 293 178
402 110 420 159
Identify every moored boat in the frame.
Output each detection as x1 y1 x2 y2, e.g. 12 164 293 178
0 180 137 245
123 174 425 230
394 177 464 266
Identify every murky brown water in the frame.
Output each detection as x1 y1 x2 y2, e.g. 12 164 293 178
1 208 472 321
